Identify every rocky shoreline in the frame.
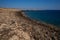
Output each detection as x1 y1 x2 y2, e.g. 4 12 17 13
0 8 60 40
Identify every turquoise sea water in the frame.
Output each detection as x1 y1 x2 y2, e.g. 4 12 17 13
24 10 60 26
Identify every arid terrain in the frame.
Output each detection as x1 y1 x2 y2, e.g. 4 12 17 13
0 8 60 40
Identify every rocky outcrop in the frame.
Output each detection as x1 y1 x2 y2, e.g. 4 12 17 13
0 8 60 40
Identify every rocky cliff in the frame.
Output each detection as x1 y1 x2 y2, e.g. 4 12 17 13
0 8 60 40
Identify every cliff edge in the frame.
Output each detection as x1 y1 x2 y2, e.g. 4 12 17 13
0 8 60 40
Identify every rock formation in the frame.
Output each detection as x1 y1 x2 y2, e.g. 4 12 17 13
0 8 60 40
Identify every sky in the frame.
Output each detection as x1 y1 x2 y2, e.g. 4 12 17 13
0 0 60 10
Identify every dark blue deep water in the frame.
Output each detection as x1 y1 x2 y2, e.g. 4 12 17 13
24 10 60 26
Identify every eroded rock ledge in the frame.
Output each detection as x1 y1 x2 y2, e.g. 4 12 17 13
0 8 60 40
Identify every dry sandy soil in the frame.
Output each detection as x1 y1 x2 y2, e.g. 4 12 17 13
0 8 60 40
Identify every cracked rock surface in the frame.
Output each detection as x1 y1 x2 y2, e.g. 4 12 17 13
0 8 60 40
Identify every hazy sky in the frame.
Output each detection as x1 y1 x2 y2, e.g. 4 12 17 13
0 0 60 10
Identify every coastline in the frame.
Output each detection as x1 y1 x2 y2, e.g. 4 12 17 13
0 8 60 40
22 10 60 27
21 10 59 28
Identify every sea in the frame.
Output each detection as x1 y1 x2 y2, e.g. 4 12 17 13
23 10 60 27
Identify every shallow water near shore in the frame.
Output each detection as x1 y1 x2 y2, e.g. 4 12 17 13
24 10 60 27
